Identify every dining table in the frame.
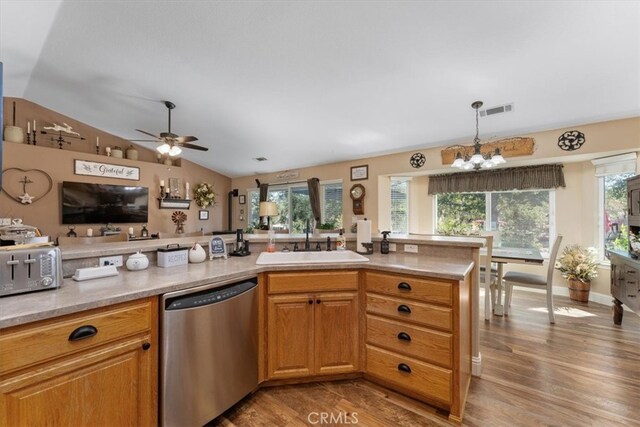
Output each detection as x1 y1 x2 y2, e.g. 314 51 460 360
481 246 544 316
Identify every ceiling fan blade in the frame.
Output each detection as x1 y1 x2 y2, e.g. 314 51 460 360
175 135 198 143
135 129 162 139
180 142 209 151
129 139 160 142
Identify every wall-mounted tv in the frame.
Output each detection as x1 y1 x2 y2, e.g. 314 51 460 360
62 181 149 224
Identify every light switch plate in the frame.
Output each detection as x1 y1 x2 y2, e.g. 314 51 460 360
388 243 397 252
404 244 418 253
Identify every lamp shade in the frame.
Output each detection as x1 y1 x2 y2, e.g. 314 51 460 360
259 201 278 217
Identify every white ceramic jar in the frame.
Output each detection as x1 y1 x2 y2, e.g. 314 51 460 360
126 251 149 271
111 146 123 158
188 243 206 263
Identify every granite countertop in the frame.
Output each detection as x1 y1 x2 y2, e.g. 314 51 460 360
0 253 474 329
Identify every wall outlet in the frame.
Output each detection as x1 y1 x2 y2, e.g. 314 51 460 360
388 243 397 252
404 244 418 253
0 218 11 226
99 255 123 267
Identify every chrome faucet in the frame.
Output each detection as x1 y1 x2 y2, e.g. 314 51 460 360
304 219 311 251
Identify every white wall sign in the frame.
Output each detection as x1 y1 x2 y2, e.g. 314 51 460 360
74 160 140 181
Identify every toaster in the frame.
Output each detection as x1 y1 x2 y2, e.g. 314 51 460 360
0 246 63 297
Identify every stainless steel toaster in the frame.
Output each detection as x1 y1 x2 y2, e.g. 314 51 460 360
0 246 62 297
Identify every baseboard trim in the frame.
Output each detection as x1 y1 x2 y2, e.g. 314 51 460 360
472 354 482 377
516 286 634 312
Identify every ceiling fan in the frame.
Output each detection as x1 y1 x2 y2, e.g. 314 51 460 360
132 101 208 156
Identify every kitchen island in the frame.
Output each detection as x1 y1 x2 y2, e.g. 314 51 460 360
0 235 482 423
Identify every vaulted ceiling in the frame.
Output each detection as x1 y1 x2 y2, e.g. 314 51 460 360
1 1 638 177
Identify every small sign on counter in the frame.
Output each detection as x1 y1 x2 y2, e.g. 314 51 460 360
210 237 227 260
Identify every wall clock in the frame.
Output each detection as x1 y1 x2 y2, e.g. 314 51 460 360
350 184 365 215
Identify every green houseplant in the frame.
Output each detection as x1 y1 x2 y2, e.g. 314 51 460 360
555 244 599 302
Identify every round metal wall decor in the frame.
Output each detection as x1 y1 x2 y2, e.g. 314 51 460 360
410 152 426 168
557 130 585 151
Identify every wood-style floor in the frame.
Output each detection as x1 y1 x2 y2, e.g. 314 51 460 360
210 290 640 426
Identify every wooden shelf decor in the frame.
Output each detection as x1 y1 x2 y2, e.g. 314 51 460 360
158 198 191 209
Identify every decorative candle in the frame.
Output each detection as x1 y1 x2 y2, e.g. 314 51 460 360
86 228 93 237
128 227 134 236
27 121 30 133
160 180 165 187
33 120 36 131
165 187 170 194
185 182 190 196
96 136 99 147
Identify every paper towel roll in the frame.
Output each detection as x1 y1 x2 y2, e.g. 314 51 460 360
356 219 372 253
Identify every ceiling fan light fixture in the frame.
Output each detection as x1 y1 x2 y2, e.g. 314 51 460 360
492 149 506 164
451 153 465 168
157 143 171 154
168 145 182 157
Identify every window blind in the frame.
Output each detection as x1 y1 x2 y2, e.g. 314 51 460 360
591 153 637 177
390 178 409 233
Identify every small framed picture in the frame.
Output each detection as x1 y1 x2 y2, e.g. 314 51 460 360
351 165 368 181
239 195 246 205
199 210 209 220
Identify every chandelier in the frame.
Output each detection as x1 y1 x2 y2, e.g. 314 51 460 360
451 101 506 170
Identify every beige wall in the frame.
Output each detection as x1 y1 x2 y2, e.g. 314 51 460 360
231 117 640 295
2 98 231 239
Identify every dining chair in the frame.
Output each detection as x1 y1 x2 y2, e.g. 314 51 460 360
502 235 563 324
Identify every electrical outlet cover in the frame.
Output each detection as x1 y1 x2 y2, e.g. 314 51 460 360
404 244 418 253
99 255 123 267
388 243 397 252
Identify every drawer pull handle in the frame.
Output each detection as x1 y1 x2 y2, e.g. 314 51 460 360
397 363 412 373
308 299 314 305
68 325 98 341
316 299 322 304
397 282 412 291
397 332 412 341
397 304 411 314
142 342 151 351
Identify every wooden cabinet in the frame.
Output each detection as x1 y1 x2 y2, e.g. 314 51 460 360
266 271 359 380
0 298 158 427
364 271 470 422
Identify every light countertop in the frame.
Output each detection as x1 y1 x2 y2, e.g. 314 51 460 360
0 252 474 329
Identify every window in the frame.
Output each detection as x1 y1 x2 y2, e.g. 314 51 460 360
390 178 409 234
593 154 637 258
248 181 343 233
435 190 554 251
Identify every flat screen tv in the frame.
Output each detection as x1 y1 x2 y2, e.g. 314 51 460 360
62 181 149 224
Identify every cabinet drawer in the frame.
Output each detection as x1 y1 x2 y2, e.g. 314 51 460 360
0 299 153 375
366 344 451 405
268 271 358 294
365 272 452 306
366 293 452 331
366 315 452 368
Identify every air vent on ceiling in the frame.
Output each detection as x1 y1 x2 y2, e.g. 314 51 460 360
479 103 514 117
254 157 268 162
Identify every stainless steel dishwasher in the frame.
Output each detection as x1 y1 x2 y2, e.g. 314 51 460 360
161 276 258 427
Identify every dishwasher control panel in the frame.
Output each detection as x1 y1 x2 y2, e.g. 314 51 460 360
165 278 257 310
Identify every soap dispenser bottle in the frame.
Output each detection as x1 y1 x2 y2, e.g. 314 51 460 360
381 231 391 254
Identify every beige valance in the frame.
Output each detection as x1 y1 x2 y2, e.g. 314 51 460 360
427 164 566 195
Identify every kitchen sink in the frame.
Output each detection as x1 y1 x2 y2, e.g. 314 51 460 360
256 250 370 265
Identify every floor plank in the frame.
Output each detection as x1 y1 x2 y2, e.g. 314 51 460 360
209 290 640 426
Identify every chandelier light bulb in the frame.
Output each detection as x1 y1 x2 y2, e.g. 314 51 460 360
470 153 484 164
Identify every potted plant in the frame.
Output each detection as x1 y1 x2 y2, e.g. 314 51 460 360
555 244 599 302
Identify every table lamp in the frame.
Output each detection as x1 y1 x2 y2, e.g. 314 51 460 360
259 201 278 229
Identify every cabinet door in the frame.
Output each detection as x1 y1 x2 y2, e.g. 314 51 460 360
314 292 360 375
0 336 156 427
267 294 314 379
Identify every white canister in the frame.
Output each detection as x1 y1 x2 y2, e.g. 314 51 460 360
111 147 123 158
157 245 188 267
4 126 24 144
188 243 207 263
126 252 149 271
